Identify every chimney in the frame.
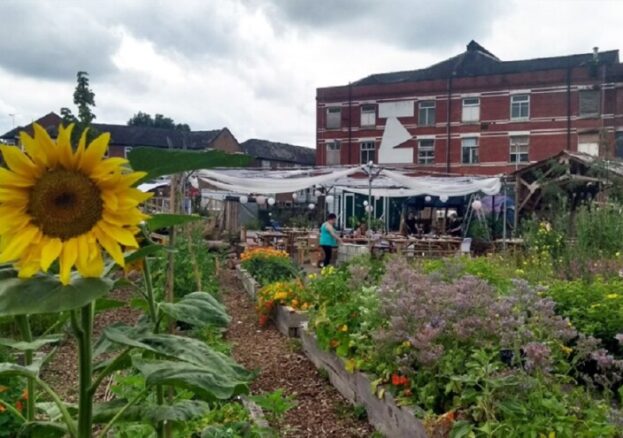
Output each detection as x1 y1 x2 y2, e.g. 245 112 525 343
593 47 599 62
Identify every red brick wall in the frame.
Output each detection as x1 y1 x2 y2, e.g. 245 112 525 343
316 63 623 175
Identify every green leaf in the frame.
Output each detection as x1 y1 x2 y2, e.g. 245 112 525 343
160 292 230 329
93 399 211 425
0 276 113 317
124 244 164 263
127 148 252 181
103 326 250 380
95 298 125 312
133 356 249 401
147 214 202 230
0 334 63 351
18 421 67 438
0 361 39 378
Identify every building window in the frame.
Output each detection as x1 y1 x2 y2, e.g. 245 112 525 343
417 139 435 165
578 133 599 156
461 137 479 164
418 100 436 126
360 141 375 164
326 141 341 165
261 159 271 169
579 90 600 117
360 104 376 127
326 107 341 129
124 146 133 158
616 132 623 159
462 97 480 122
509 136 529 163
510 94 530 120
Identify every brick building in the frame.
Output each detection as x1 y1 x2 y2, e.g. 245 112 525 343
316 41 623 175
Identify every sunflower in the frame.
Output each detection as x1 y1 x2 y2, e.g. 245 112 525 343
0 123 152 284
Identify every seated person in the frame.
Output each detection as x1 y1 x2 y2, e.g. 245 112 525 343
404 212 419 235
447 213 462 237
354 222 368 237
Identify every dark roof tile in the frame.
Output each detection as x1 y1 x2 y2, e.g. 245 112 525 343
240 139 315 165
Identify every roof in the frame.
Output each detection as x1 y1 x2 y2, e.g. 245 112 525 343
0 112 62 140
513 149 623 179
354 40 620 86
240 139 316 165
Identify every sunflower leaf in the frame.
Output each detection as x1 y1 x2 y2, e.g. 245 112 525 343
127 148 252 181
93 399 211 425
0 334 63 351
159 291 230 329
17 421 68 438
0 276 113 316
125 244 164 263
132 356 249 401
146 214 202 230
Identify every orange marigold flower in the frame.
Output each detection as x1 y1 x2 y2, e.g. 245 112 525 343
21 388 28 400
15 400 23 412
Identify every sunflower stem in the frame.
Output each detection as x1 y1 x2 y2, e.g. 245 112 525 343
141 258 159 332
77 302 94 437
15 315 35 422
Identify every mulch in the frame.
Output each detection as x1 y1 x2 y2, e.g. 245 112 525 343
220 269 376 438
41 285 142 403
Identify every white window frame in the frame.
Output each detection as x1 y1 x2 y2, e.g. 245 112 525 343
326 107 341 129
124 146 133 158
360 104 376 127
417 139 434 165
510 94 530 120
461 137 479 164
462 97 480 123
418 100 436 126
326 140 341 165
509 136 529 163
359 141 375 164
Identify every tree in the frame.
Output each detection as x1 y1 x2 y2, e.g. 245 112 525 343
128 112 191 132
61 71 97 142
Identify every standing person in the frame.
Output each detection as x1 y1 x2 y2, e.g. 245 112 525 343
319 213 341 267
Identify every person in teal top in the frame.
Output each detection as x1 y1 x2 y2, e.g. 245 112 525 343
319 213 341 267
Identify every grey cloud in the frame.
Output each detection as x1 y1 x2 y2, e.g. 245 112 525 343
257 0 504 52
0 1 121 79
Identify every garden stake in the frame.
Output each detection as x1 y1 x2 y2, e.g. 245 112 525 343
15 315 35 422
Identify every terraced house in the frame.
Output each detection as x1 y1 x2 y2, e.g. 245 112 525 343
315 41 623 175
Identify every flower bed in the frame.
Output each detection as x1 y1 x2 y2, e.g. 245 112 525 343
298 256 622 437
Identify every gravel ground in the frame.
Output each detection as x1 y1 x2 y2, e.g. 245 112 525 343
220 269 376 438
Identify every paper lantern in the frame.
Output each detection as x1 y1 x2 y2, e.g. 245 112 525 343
425 195 432 202
314 189 322 197
267 197 276 206
292 193 298 200
256 195 266 205
308 203 315 210
471 200 482 211
365 205 374 213
363 200 369 207
325 195 334 203
239 195 248 204
440 195 449 203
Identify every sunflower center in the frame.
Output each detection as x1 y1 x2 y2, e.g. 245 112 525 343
28 169 103 240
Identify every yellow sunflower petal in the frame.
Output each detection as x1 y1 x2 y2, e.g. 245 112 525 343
74 128 88 170
18 249 41 279
59 238 78 285
0 226 40 263
0 167 36 187
19 131 48 167
40 238 63 271
93 226 125 267
80 132 111 173
91 157 129 180
101 191 118 210
76 243 103 278
0 146 40 178
0 188 29 206
32 123 59 167
98 222 139 248
56 124 76 169
0 207 29 234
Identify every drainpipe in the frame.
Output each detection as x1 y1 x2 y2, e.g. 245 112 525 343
348 82 353 164
566 65 572 151
446 75 453 174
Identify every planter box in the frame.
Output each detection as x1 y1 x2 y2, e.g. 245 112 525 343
300 325 427 438
235 265 259 299
274 305 308 338
337 243 370 265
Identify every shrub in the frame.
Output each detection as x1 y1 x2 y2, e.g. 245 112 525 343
241 248 298 287
256 280 309 326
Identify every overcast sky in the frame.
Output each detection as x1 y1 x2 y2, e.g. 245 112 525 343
2 0 623 147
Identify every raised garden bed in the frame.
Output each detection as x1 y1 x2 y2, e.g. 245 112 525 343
274 304 308 338
300 325 427 438
236 264 259 299
235 266 308 337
